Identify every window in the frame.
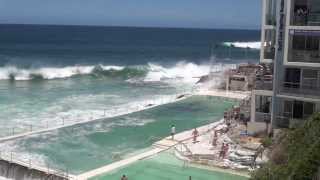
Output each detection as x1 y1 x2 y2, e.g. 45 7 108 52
292 35 320 51
282 100 315 119
292 35 306 50
284 68 301 88
293 101 303 119
304 102 315 118
302 69 318 89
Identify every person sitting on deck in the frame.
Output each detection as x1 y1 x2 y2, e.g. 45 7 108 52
171 125 176 140
192 128 199 143
121 175 128 180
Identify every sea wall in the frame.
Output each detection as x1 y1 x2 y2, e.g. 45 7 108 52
0 160 68 180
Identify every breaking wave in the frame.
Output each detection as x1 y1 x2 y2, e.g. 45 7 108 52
223 41 261 49
0 62 236 84
0 65 146 81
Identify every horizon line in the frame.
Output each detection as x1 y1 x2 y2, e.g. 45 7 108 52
0 22 261 31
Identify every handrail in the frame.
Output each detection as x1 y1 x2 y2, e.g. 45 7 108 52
0 151 72 179
0 93 190 140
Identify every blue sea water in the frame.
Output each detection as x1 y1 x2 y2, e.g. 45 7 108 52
0 24 260 133
0 24 259 68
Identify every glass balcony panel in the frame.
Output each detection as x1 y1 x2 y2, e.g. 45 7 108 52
289 34 320 63
265 0 277 26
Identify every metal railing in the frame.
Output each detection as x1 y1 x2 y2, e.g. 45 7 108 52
0 151 71 179
276 115 290 128
292 13 320 26
0 93 190 140
255 112 271 123
264 47 275 60
281 82 320 97
289 49 320 63
255 80 273 91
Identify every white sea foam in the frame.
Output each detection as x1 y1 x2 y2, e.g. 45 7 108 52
0 65 124 81
144 62 235 84
223 41 261 49
0 62 236 84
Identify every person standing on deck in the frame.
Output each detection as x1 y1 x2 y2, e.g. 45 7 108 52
211 130 218 146
192 128 199 143
171 125 176 140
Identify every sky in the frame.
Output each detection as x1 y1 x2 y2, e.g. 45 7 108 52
0 0 261 29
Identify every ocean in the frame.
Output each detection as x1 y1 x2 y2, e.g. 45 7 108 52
0 24 259 178
0 24 260 132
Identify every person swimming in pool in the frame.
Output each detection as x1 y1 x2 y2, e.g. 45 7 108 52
121 175 128 180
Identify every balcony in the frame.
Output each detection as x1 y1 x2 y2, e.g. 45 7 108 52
288 50 320 63
281 82 320 98
255 73 273 91
255 80 273 91
292 13 320 26
264 0 277 26
276 114 311 128
266 14 276 26
264 47 275 60
291 0 320 26
255 112 271 123
276 115 290 128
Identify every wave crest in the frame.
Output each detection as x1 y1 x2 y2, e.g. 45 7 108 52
0 65 146 81
0 62 236 84
223 41 261 49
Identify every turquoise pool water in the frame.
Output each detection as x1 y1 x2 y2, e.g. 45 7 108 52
91 150 248 180
0 96 236 174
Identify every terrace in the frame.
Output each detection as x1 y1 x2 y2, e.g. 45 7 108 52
288 30 320 64
291 0 320 26
280 68 320 98
276 100 315 128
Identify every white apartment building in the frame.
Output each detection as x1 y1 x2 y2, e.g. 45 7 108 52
251 0 320 130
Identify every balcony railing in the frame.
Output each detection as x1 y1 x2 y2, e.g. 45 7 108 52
255 80 273 90
264 47 275 60
288 50 320 63
276 115 290 128
281 82 320 98
276 114 310 128
255 112 271 123
292 13 320 26
265 14 276 26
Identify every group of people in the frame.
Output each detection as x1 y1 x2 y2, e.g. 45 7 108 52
171 125 199 144
119 123 230 180
121 175 193 179
211 129 229 159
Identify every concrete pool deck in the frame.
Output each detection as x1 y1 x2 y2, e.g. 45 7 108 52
196 89 250 100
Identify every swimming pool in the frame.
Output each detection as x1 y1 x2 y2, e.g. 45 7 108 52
90 150 248 180
0 96 236 175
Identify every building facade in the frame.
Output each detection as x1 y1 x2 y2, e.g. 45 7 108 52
251 0 320 130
